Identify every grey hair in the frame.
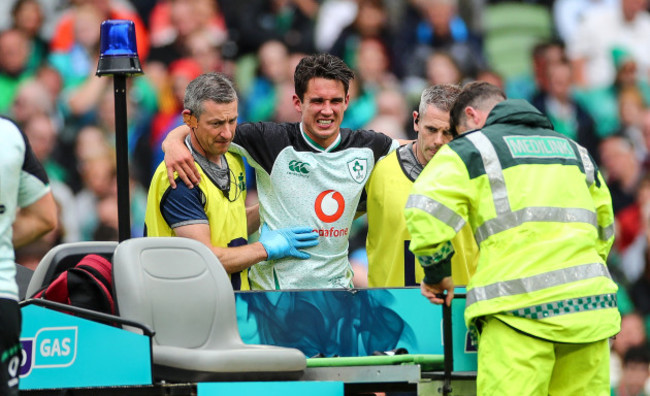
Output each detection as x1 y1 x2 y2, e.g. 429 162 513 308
418 84 461 116
184 73 238 119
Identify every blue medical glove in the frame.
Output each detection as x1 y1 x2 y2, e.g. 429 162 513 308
258 223 319 260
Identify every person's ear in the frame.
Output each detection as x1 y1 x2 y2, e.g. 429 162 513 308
413 111 420 133
292 94 302 113
464 106 481 128
183 110 197 128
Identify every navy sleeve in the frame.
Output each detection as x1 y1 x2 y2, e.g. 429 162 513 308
160 181 208 228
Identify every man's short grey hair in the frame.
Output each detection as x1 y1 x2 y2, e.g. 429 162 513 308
418 84 461 116
184 73 238 119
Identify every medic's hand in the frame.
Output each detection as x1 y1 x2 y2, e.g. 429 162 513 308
163 126 200 189
421 277 454 307
259 223 319 260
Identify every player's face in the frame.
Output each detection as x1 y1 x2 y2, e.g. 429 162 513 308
293 77 349 148
192 100 238 161
414 104 453 164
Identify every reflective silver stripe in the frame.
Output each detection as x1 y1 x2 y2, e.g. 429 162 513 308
599 223 615 241
467 132 510 214
474 207 598 244
466 262 612 307
406 194 465 232
576 145 595 186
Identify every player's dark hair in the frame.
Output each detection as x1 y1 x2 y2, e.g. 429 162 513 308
450 81 506 135
293 53 355 101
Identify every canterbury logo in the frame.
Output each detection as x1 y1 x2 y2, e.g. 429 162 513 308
288 160 311 174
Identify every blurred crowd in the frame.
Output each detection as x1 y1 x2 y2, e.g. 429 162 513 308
4 0 650 392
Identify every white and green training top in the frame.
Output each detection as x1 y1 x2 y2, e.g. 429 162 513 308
230 122 398 290
0 117 50 300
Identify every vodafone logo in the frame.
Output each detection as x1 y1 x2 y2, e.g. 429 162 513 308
315 190 345 223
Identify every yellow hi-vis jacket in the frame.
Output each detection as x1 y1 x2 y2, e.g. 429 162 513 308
405 99 620 343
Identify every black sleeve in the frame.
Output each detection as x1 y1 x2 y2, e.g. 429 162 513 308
347 128 395 165
234 122 295 175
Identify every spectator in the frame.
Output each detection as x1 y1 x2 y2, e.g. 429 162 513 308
425 50 464 87
475 68 505 91
340 74 376 130
185 29 227 75
232 0 319 56
613 345 650 396
393 0 484 80
34 65 64 117
47 3 113 150
74 142 116 241
10 79 56 129
553 0 618 44
575 46 650 139
94 84 156 189
273 50 307 123
148 0 227 53
11 0 48 74
618 85 648 161
641 109 650 171
366 88 410 140
530 60 600 162
49 0 149 61
355 37 400 93
150 58 202 172
527 40 567 103
23 113 79 243
567 0 650 89
403 50 464 110
242 40 292 122
328 0 394 73
48 3 103 91
23 113 65 182
313 0 358 52
599 134 644 214
629 247 650 328
618 174 650 281
611 313 649 391
0 29 33 115
147 0 223 68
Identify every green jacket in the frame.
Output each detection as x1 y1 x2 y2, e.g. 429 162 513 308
405 99 620 343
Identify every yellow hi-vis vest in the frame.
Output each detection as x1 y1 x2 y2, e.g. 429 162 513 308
365 145 477 287
405 99 620 343
145 152 250 290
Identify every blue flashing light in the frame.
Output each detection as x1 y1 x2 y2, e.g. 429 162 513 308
96 19 142 76
99 20 137 57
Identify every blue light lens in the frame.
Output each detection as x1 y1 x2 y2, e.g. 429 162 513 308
99 20 138 57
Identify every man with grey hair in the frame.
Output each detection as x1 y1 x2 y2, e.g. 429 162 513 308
362 84 478 287
144 73 318 290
